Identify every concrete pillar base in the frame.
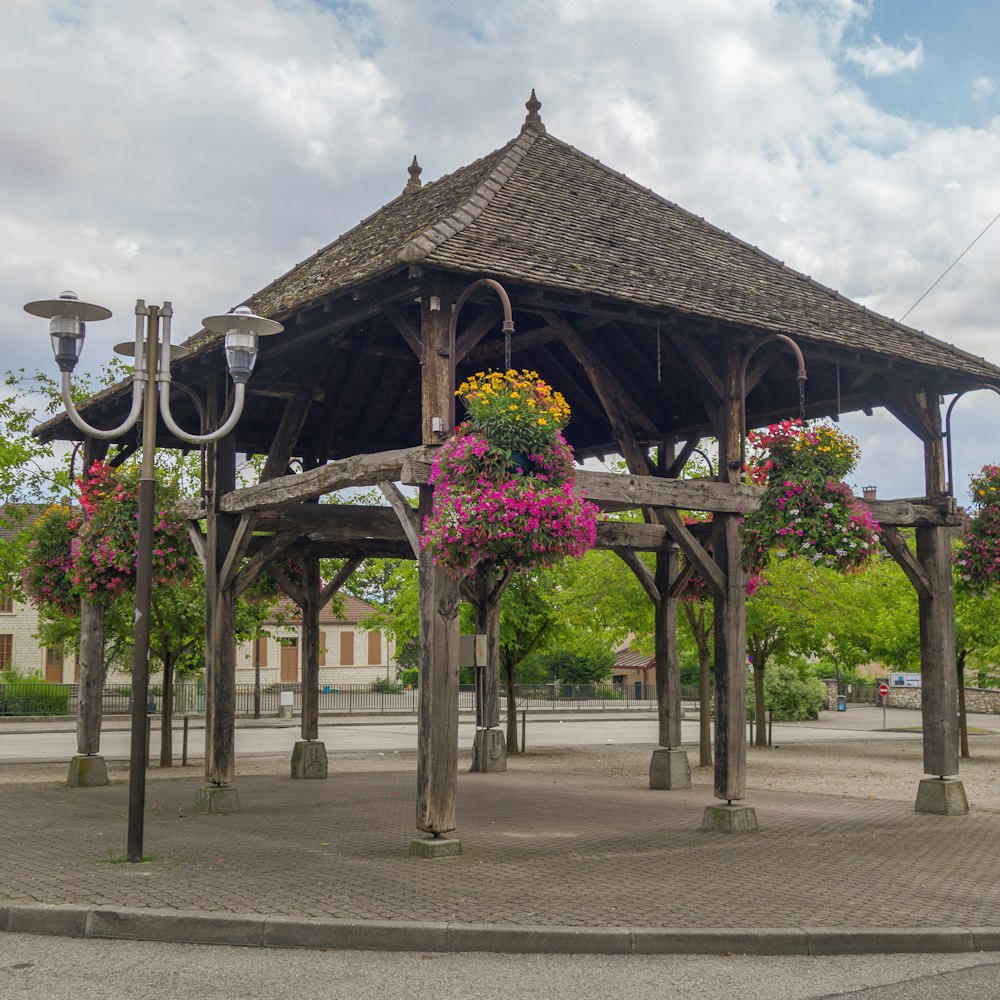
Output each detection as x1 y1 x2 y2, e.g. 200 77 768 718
67 755 108 787
915 777 969 815
470 729 507 772
194 785 242 814
702 803 759 833
409 836 462 858
291 740 328 779
649 747 691 789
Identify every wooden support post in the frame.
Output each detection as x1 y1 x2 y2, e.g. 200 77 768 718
712 347 748 803
69 438 110 787
204 400 239 791
654 545 682 748
413 285 462 844
470 568 507 773
915 392 960 782
416 514 460 833
300 557 321 743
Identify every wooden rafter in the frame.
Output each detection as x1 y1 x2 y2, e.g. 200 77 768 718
233 530 298 599
614 548 660 604
880 526 932 600
378 481 421 556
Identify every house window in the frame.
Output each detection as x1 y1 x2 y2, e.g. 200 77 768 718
339 631 354 666
0 634 12 669
0 598 13 614
367 631 382 665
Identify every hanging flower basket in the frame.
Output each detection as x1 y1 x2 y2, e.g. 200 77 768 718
955 464 1000 590
22 502 80 614
740 419 880 573
420 370 597 578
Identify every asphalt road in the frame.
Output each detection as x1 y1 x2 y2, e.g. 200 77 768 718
2 933 1000 1000
0 712 934 762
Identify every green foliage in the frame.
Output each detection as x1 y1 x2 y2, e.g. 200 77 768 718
398 666 419 687
370 677 402 694
757 660 827 721
0 670 71 716
518 644 614 684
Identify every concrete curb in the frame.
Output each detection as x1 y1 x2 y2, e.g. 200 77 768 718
2 903 999 956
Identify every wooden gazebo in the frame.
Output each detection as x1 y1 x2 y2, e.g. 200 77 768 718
39 92 1000 843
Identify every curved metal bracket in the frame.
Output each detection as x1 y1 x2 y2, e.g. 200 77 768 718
739 334 808 477
446 278 515 431
944 383 1000 496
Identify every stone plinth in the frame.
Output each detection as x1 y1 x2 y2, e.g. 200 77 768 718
649 748 691 789
291 740 328 779
471 729 507 773
67 755 108 787
702 803 759 833
915 778 969 815
194 785 242 814
409 836 462 859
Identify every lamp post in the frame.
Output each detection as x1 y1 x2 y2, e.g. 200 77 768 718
24 290 281 862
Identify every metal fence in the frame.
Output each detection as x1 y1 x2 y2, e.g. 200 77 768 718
0 680 673 717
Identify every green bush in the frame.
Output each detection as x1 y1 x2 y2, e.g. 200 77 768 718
398 667 419 688
763 661 827 721
371 677 402 694
0 672 71 716
592 683 624 700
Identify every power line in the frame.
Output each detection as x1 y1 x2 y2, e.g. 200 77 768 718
899 208 1000 323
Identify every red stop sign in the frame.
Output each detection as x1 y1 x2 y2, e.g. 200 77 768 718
878 682 890 698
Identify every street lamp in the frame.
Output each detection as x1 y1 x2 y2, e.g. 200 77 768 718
23 290 281 862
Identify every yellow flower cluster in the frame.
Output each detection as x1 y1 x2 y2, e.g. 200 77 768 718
456 369 571 452
795 424 859 467
457 369 571 428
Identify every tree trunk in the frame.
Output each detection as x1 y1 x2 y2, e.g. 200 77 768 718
76 599 106 756
958 652 969 759
160 654 174 767
504 659 519 754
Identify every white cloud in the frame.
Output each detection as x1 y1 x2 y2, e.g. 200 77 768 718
973 76 998 100
3 0 1000 498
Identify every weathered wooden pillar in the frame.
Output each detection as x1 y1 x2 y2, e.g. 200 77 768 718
411 285 462 856
470 569 506 773
68 438 109 787
291 557 328 779
197 388 241 814
914 390 967 814
649 542 691 789
704 346 755 831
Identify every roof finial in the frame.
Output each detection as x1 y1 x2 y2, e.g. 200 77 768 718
404 155 422 194
522 89 545 133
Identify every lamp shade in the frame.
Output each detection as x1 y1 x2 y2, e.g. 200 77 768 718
202 305 282 384
24 291 111 372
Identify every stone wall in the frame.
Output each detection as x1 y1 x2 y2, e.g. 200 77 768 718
823 678 1000 715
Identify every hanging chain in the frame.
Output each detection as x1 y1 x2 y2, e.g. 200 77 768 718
798 377 806 422
656 323 662 383
836 355 842 418
504 327 511 373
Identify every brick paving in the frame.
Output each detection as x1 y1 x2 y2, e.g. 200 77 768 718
3 766 999 931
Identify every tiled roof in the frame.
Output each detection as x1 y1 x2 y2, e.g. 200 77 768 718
239 120 998 381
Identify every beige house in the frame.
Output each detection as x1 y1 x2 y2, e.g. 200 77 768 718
236 593 397 687
0 594 74 682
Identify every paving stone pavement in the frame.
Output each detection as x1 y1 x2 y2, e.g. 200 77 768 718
2 765 1000 952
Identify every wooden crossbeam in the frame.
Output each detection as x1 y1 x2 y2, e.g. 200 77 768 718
378 481 421 556
880 526 932 600
614 549 660 604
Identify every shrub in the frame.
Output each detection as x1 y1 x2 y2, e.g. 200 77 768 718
762 661 827 721
0 671 71 716
371 677 402 694
397 666 419 688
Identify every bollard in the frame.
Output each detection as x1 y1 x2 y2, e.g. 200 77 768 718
182 715 189 766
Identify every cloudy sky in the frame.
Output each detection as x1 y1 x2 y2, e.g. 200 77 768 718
3 0 999 500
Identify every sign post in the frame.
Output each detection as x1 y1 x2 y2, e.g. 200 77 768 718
878 681 890 731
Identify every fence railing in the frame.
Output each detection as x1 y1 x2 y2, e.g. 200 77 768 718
0 680 675 717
